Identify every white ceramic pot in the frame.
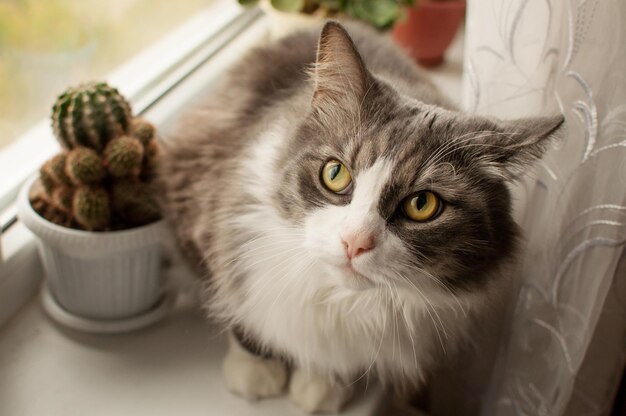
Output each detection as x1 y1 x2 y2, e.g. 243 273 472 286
18 176 168 320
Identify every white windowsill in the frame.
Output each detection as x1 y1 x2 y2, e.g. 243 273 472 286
0 294 383 416
0 20 464 416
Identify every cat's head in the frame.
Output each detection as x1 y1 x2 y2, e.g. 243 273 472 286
273 22 563 294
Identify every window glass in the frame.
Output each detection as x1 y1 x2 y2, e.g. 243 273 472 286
0 0 214 149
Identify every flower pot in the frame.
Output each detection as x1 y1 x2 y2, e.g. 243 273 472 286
17 176 168 321
393 1 466 67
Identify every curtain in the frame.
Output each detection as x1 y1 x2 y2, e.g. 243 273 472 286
460 1 626 415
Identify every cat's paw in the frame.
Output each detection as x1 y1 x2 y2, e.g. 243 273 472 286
222 335 288 401
289 368 354 414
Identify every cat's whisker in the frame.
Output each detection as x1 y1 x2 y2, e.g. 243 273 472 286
390 283 405 374
243 249 311 295
225 239 306 267
267 256 316 313
239 231 306 248
432 142 513 168
238 245 309 280
234 236 305 256
383 281 400 365
422 129 497 167
391 281 418 370
395 260 468 319
350 285 389 387
242 252 314 314
242 230 307 242
233 235 305 253
391 270 448 355
425 130 515 168
425 129 522 168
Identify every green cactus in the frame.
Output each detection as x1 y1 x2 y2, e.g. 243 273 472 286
111 181 161 227
40 153 72 192
103 136 144 178
144 139 159 160
65 147 106 185
50 186 73 213
34 82 161 231
51 82 132 151
131 118 156 146
141 139 160 181
39 165 56 195
72 186 111 231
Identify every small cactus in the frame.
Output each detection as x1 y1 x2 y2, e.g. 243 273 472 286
39 166 56 195
112 181 161 227
131 118 156 146
140 139 160 181
103 136 144 178
33 82 161 231
41 153 72 190
51 82 132 151
50 186 73 213
73 187 111 231
66 147 106 185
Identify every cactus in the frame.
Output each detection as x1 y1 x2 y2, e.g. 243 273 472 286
33 82 161 231
112 181 161 226
50 186 73 213
73 187 111 231
66 147 106 185
103 136 144 178
41 153 72 191
131 118 156 146
51 82 132 151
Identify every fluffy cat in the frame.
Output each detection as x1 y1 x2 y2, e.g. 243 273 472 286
159 21 563 413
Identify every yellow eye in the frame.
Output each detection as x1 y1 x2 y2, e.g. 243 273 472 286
402 191 441 222
321 160 352 194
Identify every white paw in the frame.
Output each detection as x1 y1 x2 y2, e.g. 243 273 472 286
222 335 288 401
289 368 354 414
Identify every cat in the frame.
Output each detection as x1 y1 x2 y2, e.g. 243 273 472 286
159 21 564 413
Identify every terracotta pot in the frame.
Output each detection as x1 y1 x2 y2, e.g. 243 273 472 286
393 1 466 67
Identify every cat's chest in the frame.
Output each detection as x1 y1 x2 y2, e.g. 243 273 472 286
234 249 433 376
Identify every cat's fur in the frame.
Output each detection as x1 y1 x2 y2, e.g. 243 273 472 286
159 21 563 412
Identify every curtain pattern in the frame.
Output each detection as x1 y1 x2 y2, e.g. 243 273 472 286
463 1 626 415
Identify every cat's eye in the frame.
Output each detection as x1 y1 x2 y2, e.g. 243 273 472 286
402 191 441 222
321 160 352 194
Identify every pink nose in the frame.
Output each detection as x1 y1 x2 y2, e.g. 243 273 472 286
341 232 375 260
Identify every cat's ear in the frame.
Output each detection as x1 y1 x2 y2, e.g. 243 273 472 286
476 115 565 179
312 21 369 112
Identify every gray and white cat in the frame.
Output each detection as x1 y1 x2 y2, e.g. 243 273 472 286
160 21 563 413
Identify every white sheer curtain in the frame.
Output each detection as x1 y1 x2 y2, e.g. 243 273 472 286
460 1 626 415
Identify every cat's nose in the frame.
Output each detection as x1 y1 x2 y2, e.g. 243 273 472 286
341 232 375 260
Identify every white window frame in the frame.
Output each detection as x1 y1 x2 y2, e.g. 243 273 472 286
0 1 266 326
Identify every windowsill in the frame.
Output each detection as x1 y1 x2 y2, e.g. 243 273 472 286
0 295 383 416
0 22 464 416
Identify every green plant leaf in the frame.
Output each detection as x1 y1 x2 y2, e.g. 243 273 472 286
270 0 306 12
348 0 401 28
238 0 259 5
